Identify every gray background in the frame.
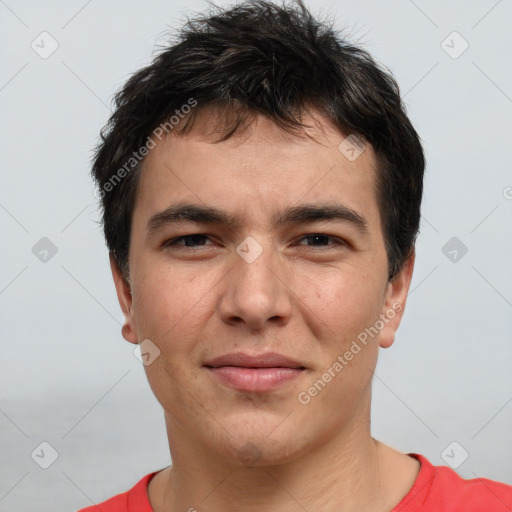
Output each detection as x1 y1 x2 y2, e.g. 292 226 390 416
1 0 511 510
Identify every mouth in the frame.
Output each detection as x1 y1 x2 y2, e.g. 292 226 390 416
203 352 306 393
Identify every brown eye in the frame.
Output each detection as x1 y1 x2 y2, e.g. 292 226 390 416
296 233 346 248
164 234 212 248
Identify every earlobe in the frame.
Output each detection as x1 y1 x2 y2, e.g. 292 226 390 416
109 255 139 344
378 250 415 349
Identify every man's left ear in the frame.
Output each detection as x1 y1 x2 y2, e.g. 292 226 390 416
378 249 415 349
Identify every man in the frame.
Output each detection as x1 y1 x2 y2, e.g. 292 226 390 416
79 0 512 510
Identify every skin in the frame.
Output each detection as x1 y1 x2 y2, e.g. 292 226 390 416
111 106 420 512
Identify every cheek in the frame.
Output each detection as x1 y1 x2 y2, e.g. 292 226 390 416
297 266 384 343
131 265 218 357
131 269 211 413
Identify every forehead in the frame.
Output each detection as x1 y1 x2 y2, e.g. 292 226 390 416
134 107 381 231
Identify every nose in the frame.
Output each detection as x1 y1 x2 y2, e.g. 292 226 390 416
218 241 293 331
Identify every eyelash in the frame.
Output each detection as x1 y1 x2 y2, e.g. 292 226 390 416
163 233 348 250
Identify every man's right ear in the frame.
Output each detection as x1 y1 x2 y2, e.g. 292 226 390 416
110 254 138 344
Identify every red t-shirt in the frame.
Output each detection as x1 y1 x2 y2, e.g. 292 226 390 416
77 453 512 511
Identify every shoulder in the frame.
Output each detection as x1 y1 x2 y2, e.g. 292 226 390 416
402 453 512 512
77 472 158 512
430 460 511 510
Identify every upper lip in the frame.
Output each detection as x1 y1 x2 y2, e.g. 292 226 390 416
204 352 305 369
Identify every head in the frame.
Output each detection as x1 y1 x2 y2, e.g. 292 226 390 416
92 0 424 466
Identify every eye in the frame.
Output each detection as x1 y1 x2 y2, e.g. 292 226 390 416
163 234 213 248
296 233 347 248
162 233 348 250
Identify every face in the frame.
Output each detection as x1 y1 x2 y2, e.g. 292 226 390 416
111 107 414 466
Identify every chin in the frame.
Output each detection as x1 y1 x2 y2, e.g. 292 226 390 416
211 417 312 468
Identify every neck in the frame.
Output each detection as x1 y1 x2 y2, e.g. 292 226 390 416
149 397 417 512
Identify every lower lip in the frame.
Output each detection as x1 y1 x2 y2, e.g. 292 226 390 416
207 366 304 392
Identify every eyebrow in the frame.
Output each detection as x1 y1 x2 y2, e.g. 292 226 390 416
147 202 369 235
